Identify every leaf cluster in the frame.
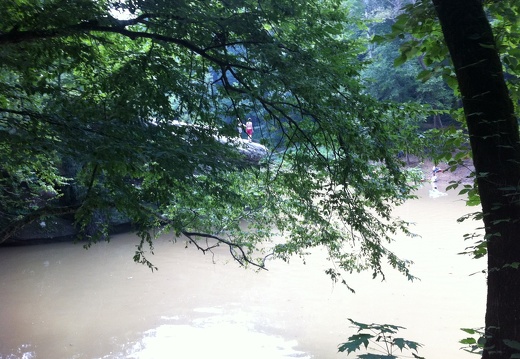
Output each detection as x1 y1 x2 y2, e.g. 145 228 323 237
339 318 424 359
1 0 423 277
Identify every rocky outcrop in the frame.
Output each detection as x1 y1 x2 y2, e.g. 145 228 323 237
4 137 269 246
224 137 269 164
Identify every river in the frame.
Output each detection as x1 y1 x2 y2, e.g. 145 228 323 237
0 184 486 359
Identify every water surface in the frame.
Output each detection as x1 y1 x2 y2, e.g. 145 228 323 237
0 185 486 358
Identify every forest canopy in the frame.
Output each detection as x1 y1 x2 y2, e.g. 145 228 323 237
0 0 433 277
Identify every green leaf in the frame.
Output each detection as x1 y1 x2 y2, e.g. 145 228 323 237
393 54 408 67
397 338 422 352
461 328 478 335
442 73 459 89
338 333 373 354
466 193 482 206
417 70 433 82
459 338 477 345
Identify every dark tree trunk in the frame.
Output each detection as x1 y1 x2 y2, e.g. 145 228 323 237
433 114 442 129
432 1 520 358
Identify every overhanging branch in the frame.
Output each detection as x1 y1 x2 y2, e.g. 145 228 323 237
0 18 260 72
182 230 270 270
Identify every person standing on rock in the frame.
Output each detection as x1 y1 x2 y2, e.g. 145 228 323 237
237 118 243 138
245 118 253 142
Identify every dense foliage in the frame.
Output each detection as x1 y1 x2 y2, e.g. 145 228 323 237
0 0 424 277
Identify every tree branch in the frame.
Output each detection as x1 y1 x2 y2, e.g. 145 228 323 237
182 231 269 270
0 19 259 72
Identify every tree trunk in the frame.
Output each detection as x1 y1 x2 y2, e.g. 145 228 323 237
433 114 442 129
431 1 520 358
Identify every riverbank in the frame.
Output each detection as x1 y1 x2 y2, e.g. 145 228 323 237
5 219 133 246
6 157 475 245
405 156 474 185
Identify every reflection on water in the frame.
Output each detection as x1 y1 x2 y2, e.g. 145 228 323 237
0 345 34 359
429 179 449 198
127 315 310 359
0 185 485 359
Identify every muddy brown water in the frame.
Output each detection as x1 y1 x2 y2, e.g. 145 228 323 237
0 184 486 359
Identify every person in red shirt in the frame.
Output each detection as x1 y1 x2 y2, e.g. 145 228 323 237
245 118 253 142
